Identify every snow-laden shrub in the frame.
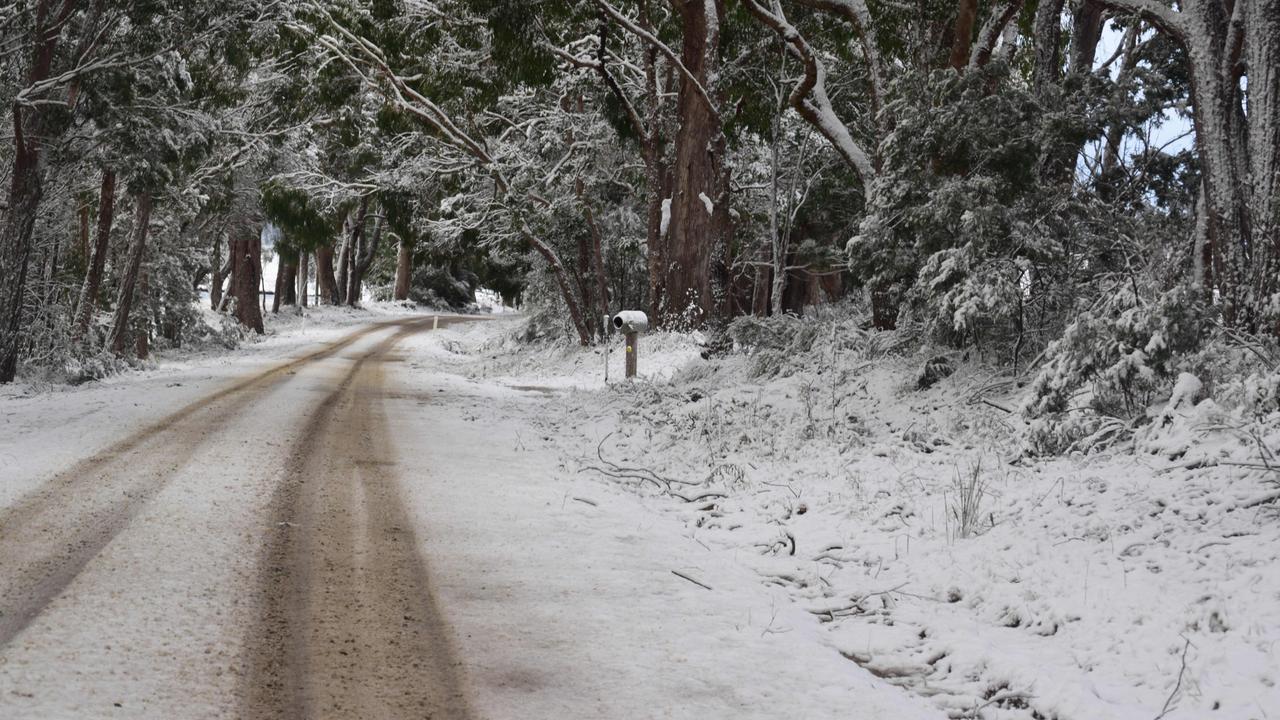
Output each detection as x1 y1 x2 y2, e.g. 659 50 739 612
1022 285 1212 454
1197 332 1280 416
185 312 245 350
62 349 136 384
1240 371 1280 415
407 265 477 310
725 307 891 379
727 313 823 353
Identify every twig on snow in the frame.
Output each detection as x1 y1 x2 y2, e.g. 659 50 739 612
671 490 727 503
979 397 1014 414
1154 637 1193 720
671 570 713 591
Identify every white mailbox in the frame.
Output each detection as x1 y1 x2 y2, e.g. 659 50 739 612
612 311 649 378
612 311 649 334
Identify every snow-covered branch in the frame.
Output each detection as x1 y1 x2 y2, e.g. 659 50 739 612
968 0 1024 69
792 0 886 120
741 0 876 194
1092 0 1187 38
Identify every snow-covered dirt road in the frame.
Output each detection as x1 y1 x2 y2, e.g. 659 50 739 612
0 316 939 719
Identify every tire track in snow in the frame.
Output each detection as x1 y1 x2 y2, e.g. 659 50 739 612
243 318 474 720
0 318 428 648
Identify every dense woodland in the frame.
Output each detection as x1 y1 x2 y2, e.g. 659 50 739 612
0 0 1278 442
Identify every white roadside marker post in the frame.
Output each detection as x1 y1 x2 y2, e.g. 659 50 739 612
611 311 649 380
433 314 439 330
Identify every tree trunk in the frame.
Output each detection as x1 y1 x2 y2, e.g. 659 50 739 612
574 228 596 338
948 0 979 70
277 258 297 309
1192 180 1213 289
871 283 898 330
337 207 362 305
663 0 728 327
585 205 610 334
272 259 286 313
316 242 339 304
347 200 381 308
1068 0 1106 74
297 252 310 308
0 119 45 380
107 193 154 356
641 20 670 321
1245 0 1280 329
1032 0 1065 90
210 234 224 310
76 200 90 264
751 264 770 316
768 108 789 318
523 225 592 345
231 234 265 334
1182 6 1251 324
285 262 297 306
259 249 267 315
73 168 116 343
134 268 149 360
393 236 412 300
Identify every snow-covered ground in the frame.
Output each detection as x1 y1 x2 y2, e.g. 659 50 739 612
429 315 1280 720
1 307 959 719
3 306 1276 718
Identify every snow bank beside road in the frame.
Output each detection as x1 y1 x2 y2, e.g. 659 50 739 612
425 314 1280 720
388 327 947 719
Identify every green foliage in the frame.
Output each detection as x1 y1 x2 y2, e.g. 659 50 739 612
261 183 337 252
850 61 1131 357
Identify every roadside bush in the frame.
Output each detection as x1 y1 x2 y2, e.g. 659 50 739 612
408 265 477 309
1021 285 1212 453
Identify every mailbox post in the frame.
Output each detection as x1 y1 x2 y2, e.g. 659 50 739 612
612 311 649 379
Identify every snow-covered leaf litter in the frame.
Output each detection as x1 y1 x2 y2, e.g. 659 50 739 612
442 317 1280 720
